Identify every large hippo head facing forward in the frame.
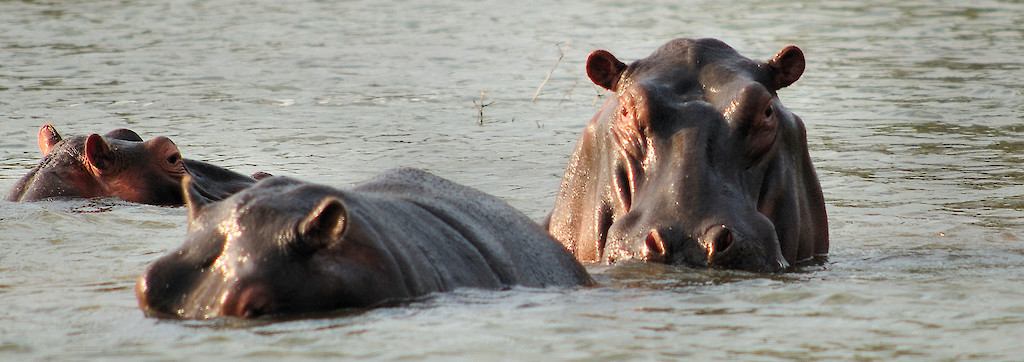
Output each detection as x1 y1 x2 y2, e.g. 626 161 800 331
546 38 828 272
5 125 263 205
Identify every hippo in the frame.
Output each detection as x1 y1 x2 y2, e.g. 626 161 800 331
136 168 594 319
5 124 266 205
545 38 828 272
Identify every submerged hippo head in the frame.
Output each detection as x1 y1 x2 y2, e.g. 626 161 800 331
137 176 374 319
138 169 594 319
546 38 828 272
5 125 262 205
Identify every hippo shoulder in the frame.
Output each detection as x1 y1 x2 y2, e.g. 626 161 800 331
354 168 593 287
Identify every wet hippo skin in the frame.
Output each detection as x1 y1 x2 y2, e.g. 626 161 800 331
136 168 594 319
545 38 828 272
5 124 265 205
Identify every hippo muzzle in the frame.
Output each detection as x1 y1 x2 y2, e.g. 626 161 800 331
604 210 789 273
617 98 786 271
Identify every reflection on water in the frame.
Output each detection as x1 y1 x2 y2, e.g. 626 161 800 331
2 0 1024 359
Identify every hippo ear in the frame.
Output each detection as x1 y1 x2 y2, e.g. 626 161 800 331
182 174 213 222
298 197 347 251
251 171 273 180
587 50 628 91
766 46 805 90
37 124 62 155
104 128 143 142
84 134 116 172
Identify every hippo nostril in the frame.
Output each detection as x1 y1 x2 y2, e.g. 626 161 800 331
703 224 788 272
705 224 744 269
642 229 667 261
230 286 275 318
707 225 734 256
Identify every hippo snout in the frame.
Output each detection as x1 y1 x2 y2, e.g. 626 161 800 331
702 224 788 273
135 258 208 318
135 266 182 318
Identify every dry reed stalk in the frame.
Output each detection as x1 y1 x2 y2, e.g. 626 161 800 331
532 42 570 102
473 88 492 125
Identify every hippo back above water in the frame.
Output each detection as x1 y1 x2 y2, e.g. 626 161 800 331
5 125 263 205
136 168 594 319
546 38 828 272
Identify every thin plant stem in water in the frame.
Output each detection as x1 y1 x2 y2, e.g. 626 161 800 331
532 41 570 102
473 89 493 125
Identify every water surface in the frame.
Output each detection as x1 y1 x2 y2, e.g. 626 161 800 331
2 0 1023 359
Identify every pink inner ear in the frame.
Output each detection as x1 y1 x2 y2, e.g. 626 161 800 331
587 50 627 91
84 134 113 171
37 124 62 155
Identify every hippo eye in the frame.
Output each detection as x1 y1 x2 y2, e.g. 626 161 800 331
167 153 181 164
763 105 773 119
